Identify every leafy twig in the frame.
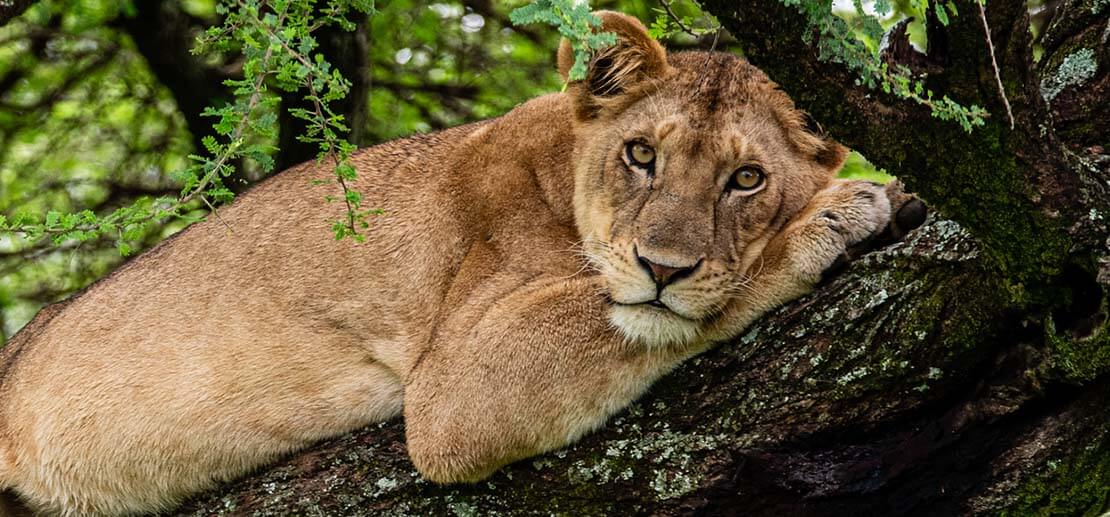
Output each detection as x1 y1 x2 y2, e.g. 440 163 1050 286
510 0 616 81
0 0 377 250
659 0 699 39
649 0 721 44
787 0 989 132
0 41 277 249
242 4 370 240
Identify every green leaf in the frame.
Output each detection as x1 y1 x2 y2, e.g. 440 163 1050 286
510 0 614 82
934 2 950 26
344 189 361 205
335 163 357 180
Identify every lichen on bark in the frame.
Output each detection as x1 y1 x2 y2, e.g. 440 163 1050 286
1041 47 1099 101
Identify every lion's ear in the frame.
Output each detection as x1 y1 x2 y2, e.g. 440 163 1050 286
558 11 669 117
816 140 849 173
800 112 848 173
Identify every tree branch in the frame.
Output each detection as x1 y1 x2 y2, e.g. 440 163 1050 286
977 2 1014 129
659 0 699 39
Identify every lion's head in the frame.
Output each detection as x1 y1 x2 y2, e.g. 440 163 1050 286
562 12 848 347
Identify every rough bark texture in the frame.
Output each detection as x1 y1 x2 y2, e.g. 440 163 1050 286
172 0 1110 514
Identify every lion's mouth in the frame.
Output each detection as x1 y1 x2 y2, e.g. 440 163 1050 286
606 297 705 347
610 297 698 321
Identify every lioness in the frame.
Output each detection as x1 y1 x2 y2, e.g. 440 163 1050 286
0 12 910 516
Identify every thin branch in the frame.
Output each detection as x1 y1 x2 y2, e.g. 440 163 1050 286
659 0 698 39
708 21 721 52
200 195 234 234
264 21 362 236
117 0 235 156
977 1 1015 129
0 43 274 240
178 45 274 209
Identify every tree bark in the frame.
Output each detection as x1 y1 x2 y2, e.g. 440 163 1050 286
171 1 1109 514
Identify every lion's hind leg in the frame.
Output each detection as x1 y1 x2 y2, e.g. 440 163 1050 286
0 337 404 516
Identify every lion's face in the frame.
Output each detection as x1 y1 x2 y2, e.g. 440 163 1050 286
562 16 845 347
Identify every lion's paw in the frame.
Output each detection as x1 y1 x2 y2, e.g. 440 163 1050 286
783 181 892 282
813 181 892 245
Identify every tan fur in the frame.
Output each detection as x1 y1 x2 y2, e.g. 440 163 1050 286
0 12 893 515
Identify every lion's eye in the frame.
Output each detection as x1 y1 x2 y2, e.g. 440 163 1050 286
728 167 765 192
625 142 656 168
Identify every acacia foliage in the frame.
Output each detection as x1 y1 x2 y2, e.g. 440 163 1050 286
1 0 376 248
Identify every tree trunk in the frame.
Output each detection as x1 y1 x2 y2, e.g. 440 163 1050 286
172 1 1109 514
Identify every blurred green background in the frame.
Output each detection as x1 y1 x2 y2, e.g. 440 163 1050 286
0 0 893 341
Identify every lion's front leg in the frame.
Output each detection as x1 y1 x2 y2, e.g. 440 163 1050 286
775 179 894 284
402 275 693 484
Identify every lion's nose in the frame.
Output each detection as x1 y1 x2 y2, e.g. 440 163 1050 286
635 252 700 288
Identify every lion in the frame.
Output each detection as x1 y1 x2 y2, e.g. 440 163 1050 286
0 12 917 516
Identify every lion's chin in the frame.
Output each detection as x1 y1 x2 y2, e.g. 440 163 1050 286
609 304 702 348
